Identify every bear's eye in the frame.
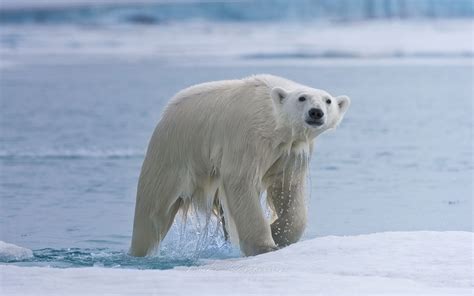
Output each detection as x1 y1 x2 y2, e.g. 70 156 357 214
298 96 306 102
326 98 332 105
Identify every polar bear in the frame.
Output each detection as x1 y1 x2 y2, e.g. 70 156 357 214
130 74 350 257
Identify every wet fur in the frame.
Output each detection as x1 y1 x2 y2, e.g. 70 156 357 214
129 74 349 256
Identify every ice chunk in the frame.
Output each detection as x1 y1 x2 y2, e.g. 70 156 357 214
0 241 33 262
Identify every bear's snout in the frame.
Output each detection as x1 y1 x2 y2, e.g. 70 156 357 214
306 108 324 126
308 108 324 120
306 108 325 126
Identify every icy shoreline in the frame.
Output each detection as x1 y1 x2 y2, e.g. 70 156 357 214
1 20 472 65
1 231 472 295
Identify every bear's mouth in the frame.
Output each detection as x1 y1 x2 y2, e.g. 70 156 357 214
305 119 325 127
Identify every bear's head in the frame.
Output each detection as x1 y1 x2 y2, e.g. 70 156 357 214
271 86 350 138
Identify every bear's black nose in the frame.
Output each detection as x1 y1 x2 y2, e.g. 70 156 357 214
308 108 324 120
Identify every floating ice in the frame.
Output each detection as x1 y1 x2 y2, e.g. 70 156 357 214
0 241 33 262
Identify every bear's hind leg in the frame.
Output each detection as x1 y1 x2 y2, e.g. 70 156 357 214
130 197 182 257
129 208 160 257
130 171 182 257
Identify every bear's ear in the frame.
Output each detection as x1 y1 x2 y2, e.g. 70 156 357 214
336 95 350 115
271 87 288 105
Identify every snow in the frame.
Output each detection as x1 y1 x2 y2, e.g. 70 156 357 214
0 241 33 262
1 231 472 295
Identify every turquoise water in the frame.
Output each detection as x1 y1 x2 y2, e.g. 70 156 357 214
3 239 237 269
1 60 472 269
8 248 196 269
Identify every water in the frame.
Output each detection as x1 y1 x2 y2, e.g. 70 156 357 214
0 59 472 269
4 235 236 269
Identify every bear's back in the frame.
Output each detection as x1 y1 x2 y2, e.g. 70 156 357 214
169 74 303 107
154 76 292 159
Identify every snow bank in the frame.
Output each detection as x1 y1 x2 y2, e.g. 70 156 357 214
1 231 472 295
0 241 33 262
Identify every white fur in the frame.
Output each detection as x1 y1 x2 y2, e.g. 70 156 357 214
130 74 350 257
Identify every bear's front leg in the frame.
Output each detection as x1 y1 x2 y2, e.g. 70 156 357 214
221 177 277 256
268 168 308 248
